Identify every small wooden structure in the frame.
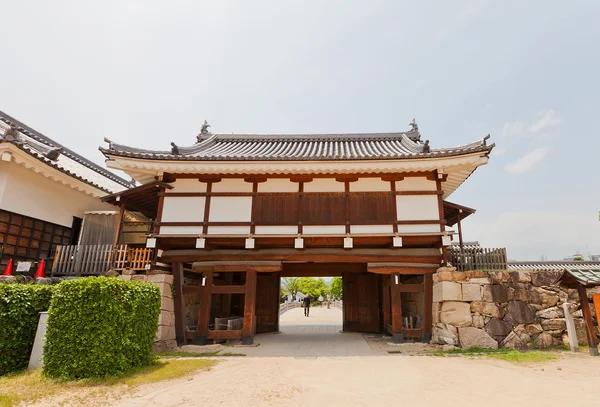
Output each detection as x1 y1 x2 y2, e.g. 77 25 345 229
559 267 600 356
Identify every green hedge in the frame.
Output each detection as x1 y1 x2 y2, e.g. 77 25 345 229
43 277 161 379
0 284 55 375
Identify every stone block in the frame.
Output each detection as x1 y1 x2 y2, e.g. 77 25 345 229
525 323 543 335
0 276 16 283
437 266 457 273
122 269 137 275
158 311 175 327
470 301 504 318
161 297 175 313
469 278 493 284
461 284 482 302
132 275 147 282
501 326 531 349
574 319 590 346
118 275 132 281
541 318 566 331
510 270 531 283
153 339 178 352
482 285 510 303
153 281 172 298
488 271 511 284
35 277 52 285
458 327 498 349
536 306 563 319
105 269 119 277
432 302 440 324
485 317 513 341
465 270 488 279
472 313 485 329
433 281 462 302
147 273 174 285
432 323 458 345
531 270 562 287
533 332 557 348
437 271 455 281
155 324 176 342
506 301 536 324
440 302 472 327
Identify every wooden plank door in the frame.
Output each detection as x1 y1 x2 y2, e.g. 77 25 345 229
343 272 381 333
255 272 281 333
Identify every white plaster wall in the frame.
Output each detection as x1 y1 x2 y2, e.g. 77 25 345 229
396 195 440 221
0 162 113 227
0 161 9 204
211 179 253 193
303 178 345 192
257 179 298 193
395 177 437 191
169 179 207 193
255 225 298 235
303 225 346 235
349 178 390 192
209 197 252 222
350 225 394 234
207 226 251 235
160 226 203 234
161 197 205 222
397 224 441 234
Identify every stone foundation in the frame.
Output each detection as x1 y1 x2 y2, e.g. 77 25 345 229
432 268 600 349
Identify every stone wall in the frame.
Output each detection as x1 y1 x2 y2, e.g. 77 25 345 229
432 268 600 349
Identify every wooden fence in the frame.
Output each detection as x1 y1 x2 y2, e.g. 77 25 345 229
449 246 507 271
51 245 154 276
280 301 301 315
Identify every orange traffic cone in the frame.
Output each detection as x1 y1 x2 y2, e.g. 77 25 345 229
34 259 45 278
2 258 14 276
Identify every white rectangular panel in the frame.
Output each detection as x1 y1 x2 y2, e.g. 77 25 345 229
350 178 390 192
350 225 394 234
397 224 441 234
395 177 437 191
207 226 251 235
258 179 298 193
255 226 298 235
170 179 207 193
160 226 204 234
303 225 346 235
161 197 205 222
396 195 439 221
209 197 252 222
211 179 253 193
303 178 345 192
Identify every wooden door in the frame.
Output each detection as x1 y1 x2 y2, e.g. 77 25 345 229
255 272 281 333
343 272 381 333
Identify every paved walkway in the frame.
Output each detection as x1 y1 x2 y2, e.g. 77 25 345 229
241 306 373 357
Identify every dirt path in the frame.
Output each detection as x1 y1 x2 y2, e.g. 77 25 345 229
104 354 600 407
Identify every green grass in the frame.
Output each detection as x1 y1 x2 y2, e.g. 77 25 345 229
0 359 216 407
155 350 246 358
429 347 559 363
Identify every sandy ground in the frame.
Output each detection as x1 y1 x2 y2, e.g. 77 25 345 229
106 354 600 407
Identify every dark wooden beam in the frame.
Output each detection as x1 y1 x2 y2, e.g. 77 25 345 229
423 273 433 343
207 329 243 340
195 271 214 345
212 285 246 294
113 204 125 247
367 263 439 275
397 284 424 293
243 270 257 345
282 262 366 277
192 261 282 273
577 285 599 356
390 273 403 343
172 262 185 345
381 276 391 334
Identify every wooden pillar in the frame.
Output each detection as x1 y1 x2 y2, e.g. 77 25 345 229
577 285 599 356
457 209 466 270
382 275 391 334
390 273 403 343
242 270 257 345
422 273 433 343
196 271 214 345
113 203 125 247
172 262 185 345
593 294 600 331
221 272 234 317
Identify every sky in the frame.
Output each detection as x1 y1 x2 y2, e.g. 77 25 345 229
1 1 599 260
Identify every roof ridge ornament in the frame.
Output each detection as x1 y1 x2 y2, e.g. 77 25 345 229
170 142 180 155
406 118 421 142
196 120 211 143
45 147 63 161
409 118 418 132
422 140 430 153
2 123 21 144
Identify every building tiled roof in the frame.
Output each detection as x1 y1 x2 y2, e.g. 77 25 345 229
0 111 131 193
507 261 600 272
563 267 600 287
101 130 493 161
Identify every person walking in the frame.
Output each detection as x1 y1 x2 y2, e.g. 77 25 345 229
303 295 311 317
319 295 324 307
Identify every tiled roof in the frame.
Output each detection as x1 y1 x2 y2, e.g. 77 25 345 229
0 111 131 193
507 261 600 272
101 130 493 161
563 267 600 287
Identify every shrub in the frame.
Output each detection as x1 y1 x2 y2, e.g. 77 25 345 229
0 284 55 375
43 277 161 379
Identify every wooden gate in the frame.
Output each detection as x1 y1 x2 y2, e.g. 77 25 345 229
343 272 381 333
255 272 281 333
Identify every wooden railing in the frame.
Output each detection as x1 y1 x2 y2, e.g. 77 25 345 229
51 245 154 276
449 246 507 271
280 301 301 315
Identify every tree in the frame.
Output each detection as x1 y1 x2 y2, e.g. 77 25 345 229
281 277 301 299
330 277 343 299
297 277 328 300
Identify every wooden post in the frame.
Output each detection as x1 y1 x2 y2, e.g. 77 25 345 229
196 271 214 345
562 303 579 353
113 204 125 247
457 209 466 270
221 272 234 317
390 273 403 343
593 294 600 331
172 262 185 345
577 285 599 356
382 275 391 333
422 273 433 343
242 270 257 345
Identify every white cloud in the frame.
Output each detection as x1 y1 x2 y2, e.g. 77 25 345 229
502 121 524 138
529 109 562 133
505 147 550 174
493 147 506 156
